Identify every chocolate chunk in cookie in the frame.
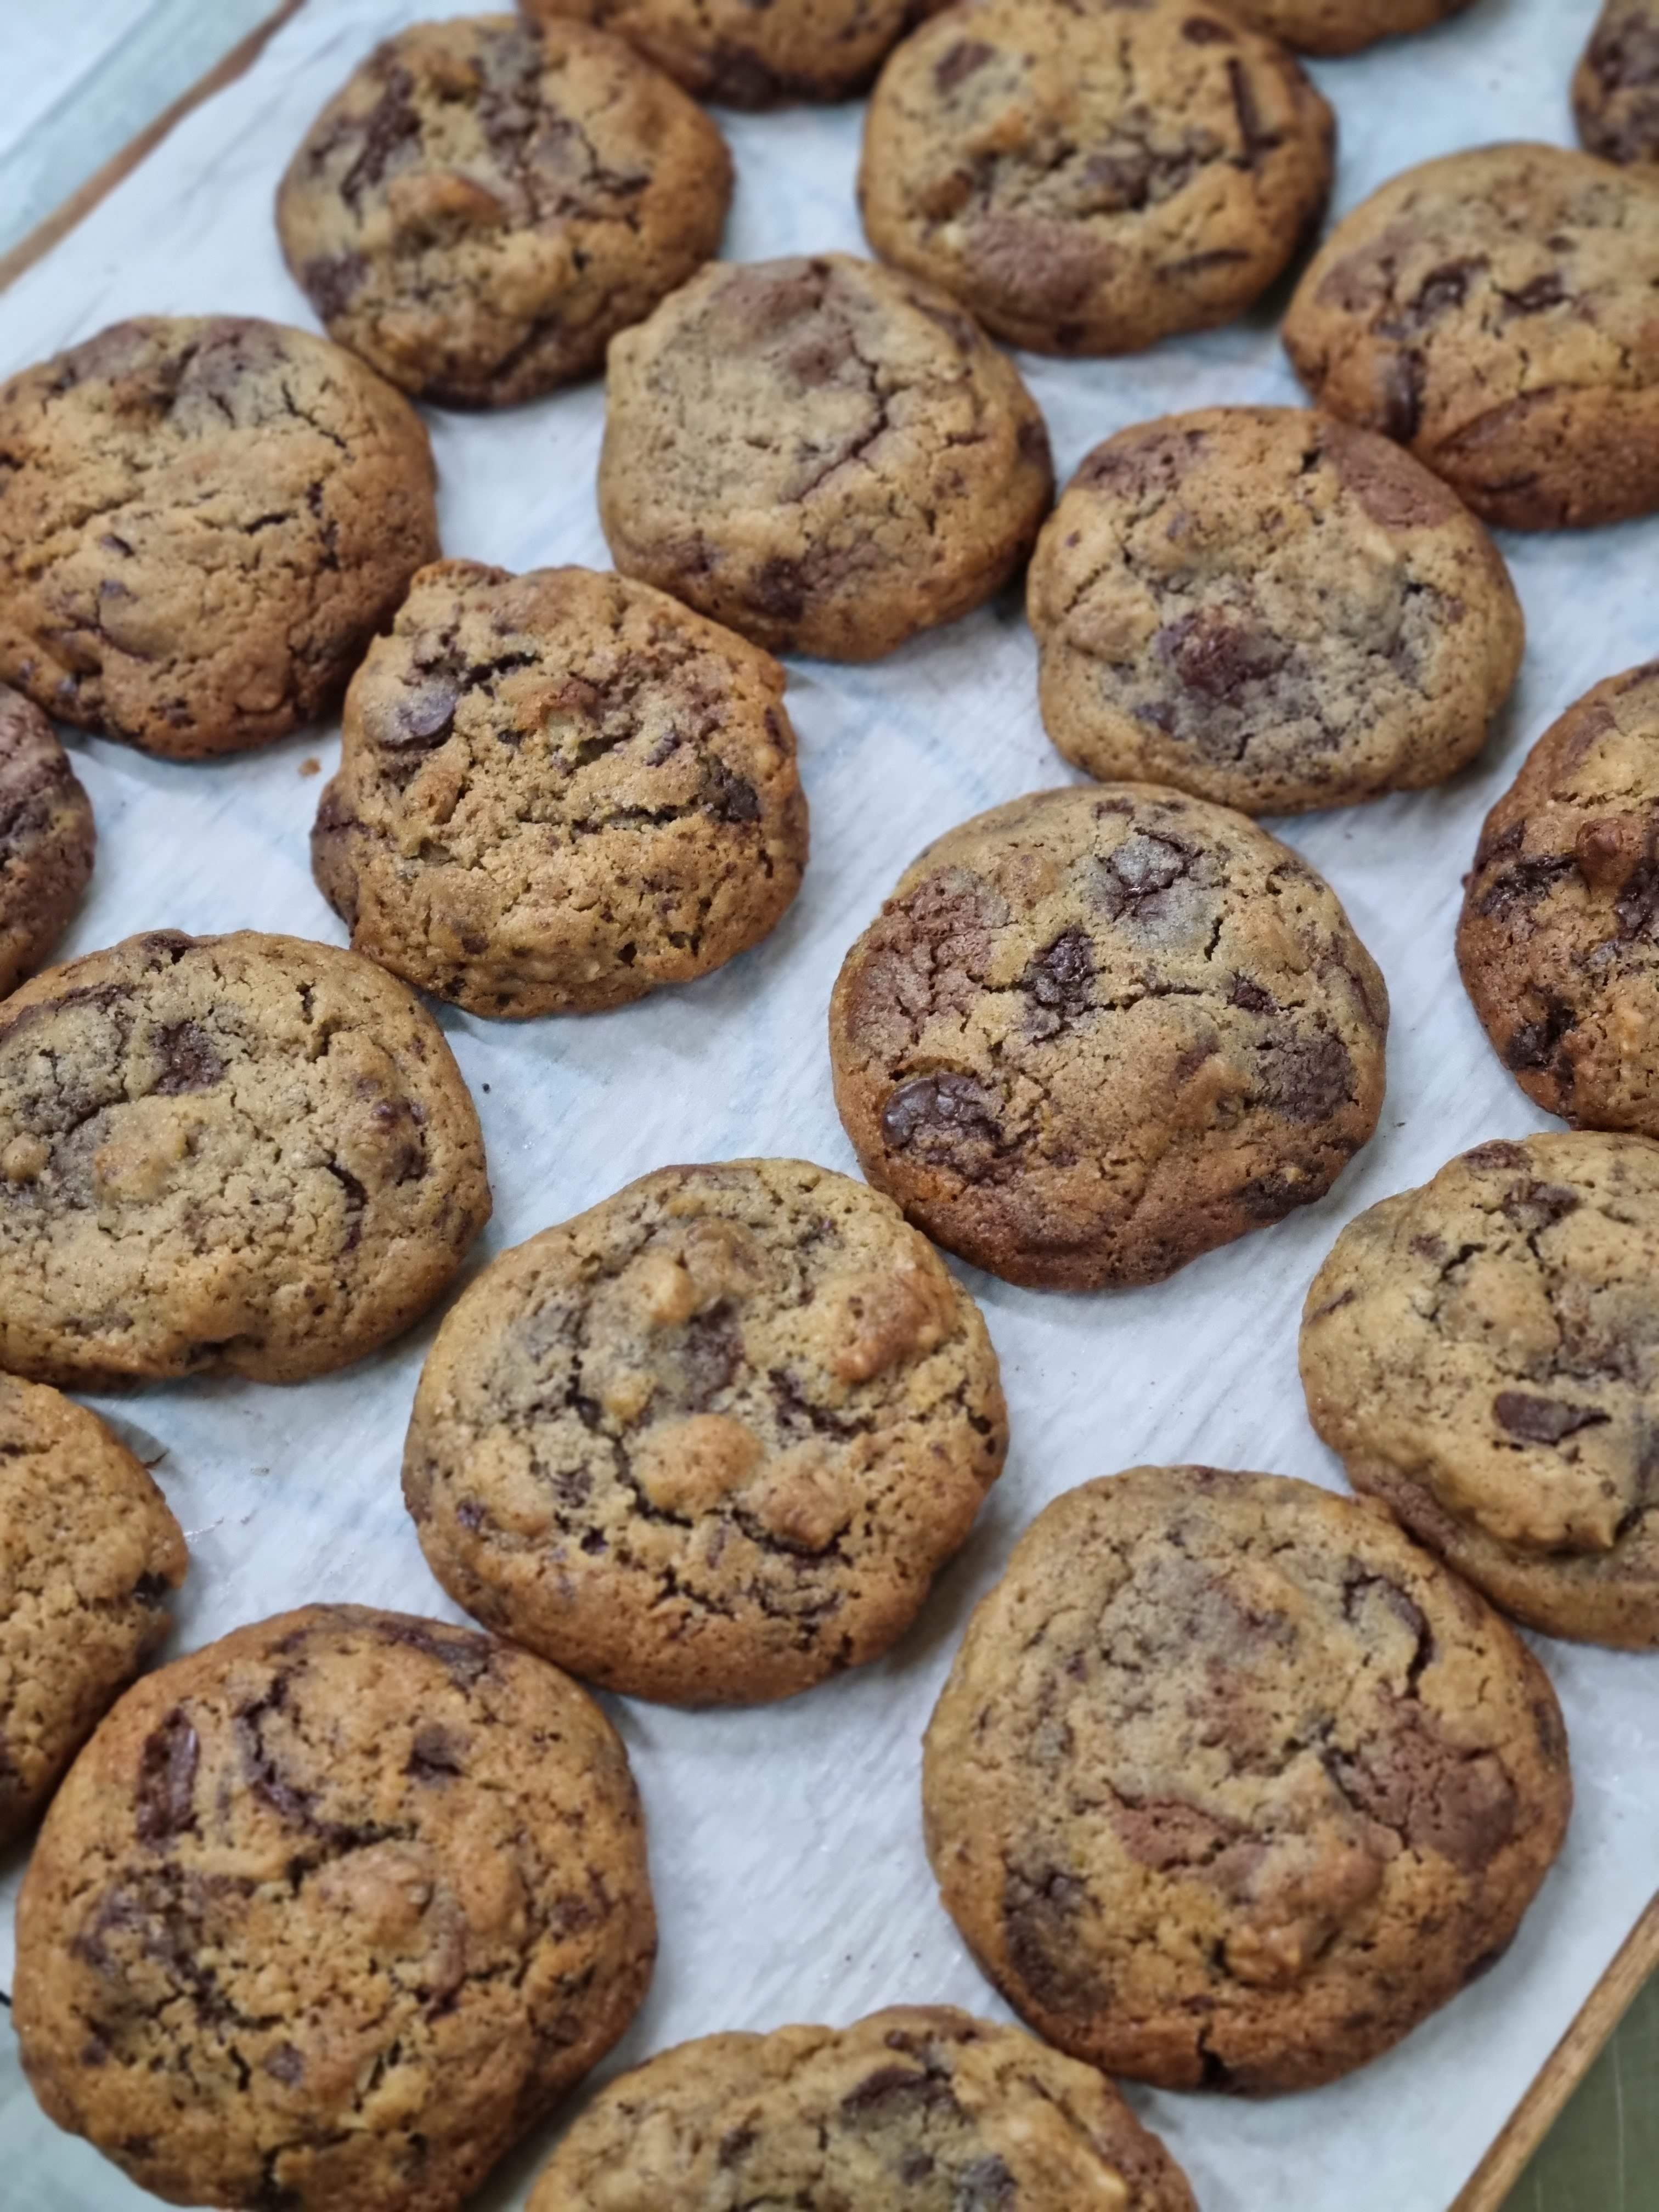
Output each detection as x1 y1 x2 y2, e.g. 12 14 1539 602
1575 2 1659 165
0 685 94 998
0 317 439 757
528 2006 1195 2210
1029 407 1523 814
0 1375 186 1846
829 783 1387 1289
1303 1132 1659 1648
0 930 490 1384
13 1604 654 2212
521 0 921 105
278 18 732 406
923 1465 1572 2091
1285 144 1659 529
313 561 808 1017
1458 663 1659 1134
404 1159 1007 1703
599 253 1053 661
859 0 1334 356
1221 0 1474 54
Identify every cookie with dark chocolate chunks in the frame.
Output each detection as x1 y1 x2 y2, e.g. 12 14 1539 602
521 0 921 105
1222 0 1474 54
0 685 94 998
1575 1 1659 165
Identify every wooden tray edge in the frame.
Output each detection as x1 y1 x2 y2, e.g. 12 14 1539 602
1 8 1654 2207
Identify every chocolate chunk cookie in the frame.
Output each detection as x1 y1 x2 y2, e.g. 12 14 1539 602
829 784 1388 1289
923 1465 1572 2092
858 0 1335 357
313 561 808 1018
527 2005 1197 2211
0 930 490 1385
0 686 94 998
1575 2 1659 164
1221 0 1474 54
599 253 1053 661
0 1375 186 1847
1028 407 1524 815
404 1159 1007 1703
521 0 918 105
1302 1134 1659 1649
1284 144 1659 530
0 317 439 758
13 1604 655 2212
278 18 732 408
1458 663 1659 1135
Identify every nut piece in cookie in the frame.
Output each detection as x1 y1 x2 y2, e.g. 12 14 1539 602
1221 0 1474 55
599 252 1053 661
0 685 94 1000
829 783 1387 1289
521 0 921 105
0 1375 186 1846
13 1604 655 2212
403 1159 1007 1703
528 2005 1196 2210
1575 1 1659 165
1284 143 1659 529
923 1465 1572 2092
1029 407 1523 814
859 0 1335 357
1302 1132 1659 1648
278 18 732 407
1458 662 1659 1135
0 930 490 1385
313 561 809 1017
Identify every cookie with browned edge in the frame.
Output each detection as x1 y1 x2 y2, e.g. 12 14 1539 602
923 1465 1572 2091
829 783 1387 1289
0 686 93 999
1223 0 1474 53
521 0 922 104
1575 2 1659 164
13 1604 655 2212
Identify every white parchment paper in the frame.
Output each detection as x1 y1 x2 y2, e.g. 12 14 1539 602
1 1 1654 2204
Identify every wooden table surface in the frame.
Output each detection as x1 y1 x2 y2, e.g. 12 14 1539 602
1 7 1652 2209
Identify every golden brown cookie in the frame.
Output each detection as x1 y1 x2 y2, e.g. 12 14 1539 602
859 0 1335 356
527 2006 1197 2210
1302 1133 1659 1649
0 685 94 1000
1575 2 1659 164
829 783 1388 1289
278 16 732 406
0 318 440 757
313 561 808 1017
1284 144 1659 529
0 1375 186 1846
923 1466 1573 2092
13 1604 656 2212
1222 0 1474 53
521 0 920 104
404 1159 1006 1702
1458 662 1659 1135
599 253 1053 661
0 930 490 1385
1028 407 1523 814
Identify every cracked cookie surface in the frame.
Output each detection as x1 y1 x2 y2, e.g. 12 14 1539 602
0 929 490 1385
828 783 1387 1289
1221 0 1473 54
13 1602 656 2212
404 1159 1007 1703
313 561 808 1017
278 16 732 408
1458 663 1659 1136
858 0 1334 357
527 2004 1196 2210
521 0 923 105
1575 1 1659 164
598 252 1053 662
1028 407 1523 815
0 1374 187 1846
1302 1133 1659 1648
1284 143 1659 530
922 1465 1572 2092
0 317 439 758
0 685 94 998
